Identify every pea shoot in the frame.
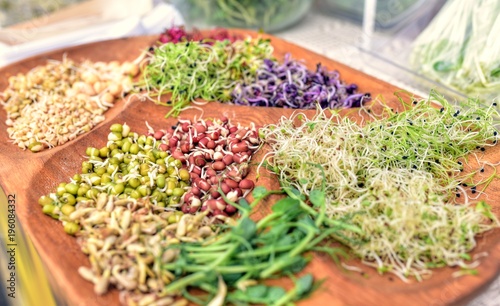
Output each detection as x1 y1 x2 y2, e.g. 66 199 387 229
157 183 359 305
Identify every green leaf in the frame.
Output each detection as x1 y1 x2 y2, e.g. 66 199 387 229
295 274 314 296
281 255 309 274
228 285 284 304
275 235 296 247
490 66 500 78
233 217 257 241
238 198 251 212
172 252 188 275
271 197 300 214
246 285 268 298
227 290 251 304
298 215 316 229
252 186 268 200
433 60 456 72
459 253 471 261
475 201 496 220
288 230 307 245
298 178 309 185
306 122 317 131
222 273 244 284
227 285 286 305
266 286 286 300
261 222 288 240
309 190 325 208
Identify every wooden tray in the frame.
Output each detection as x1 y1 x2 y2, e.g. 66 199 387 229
1 30 499 306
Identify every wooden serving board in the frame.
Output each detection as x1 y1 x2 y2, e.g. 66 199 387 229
1 30 499 306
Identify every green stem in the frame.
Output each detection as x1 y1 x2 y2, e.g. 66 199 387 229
181 288 207 305
274 286 298 306
310 246 348 261
305 227 345 249
203 232 233 247
218 186 250 216
283 187 363 234
187 252 228 263
164 271 207 293
237 243 295 258
289 227 316 258
163 262 270 274
209 243 239 268
307 162 327 228
250 190 284 208
256 212 282 229
183 242 231 253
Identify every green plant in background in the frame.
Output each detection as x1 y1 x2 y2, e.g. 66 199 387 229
0 0 84 27
321 0 421 28
410 0 500 100
172 0 312 32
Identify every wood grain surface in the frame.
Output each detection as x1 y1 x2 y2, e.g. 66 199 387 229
0 30 499 306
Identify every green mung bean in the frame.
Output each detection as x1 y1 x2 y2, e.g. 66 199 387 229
40 123 191 221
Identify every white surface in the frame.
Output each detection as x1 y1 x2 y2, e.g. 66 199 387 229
0 1 184 67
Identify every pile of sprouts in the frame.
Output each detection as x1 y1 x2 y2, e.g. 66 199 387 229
140 37 273 117
260 91 500 281
140 35 368 117
232 54 369 109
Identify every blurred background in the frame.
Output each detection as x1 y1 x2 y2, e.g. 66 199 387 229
1 0 499 305
3 0 497 102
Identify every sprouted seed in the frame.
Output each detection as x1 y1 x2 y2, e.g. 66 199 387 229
38 123 191 220
140 37 273 117
76 195 215 305
261 91 500 281
38 122 335 305
1 57 138 152
151 116 261 216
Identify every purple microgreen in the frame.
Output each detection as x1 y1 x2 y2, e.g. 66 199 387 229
232 54 370 109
